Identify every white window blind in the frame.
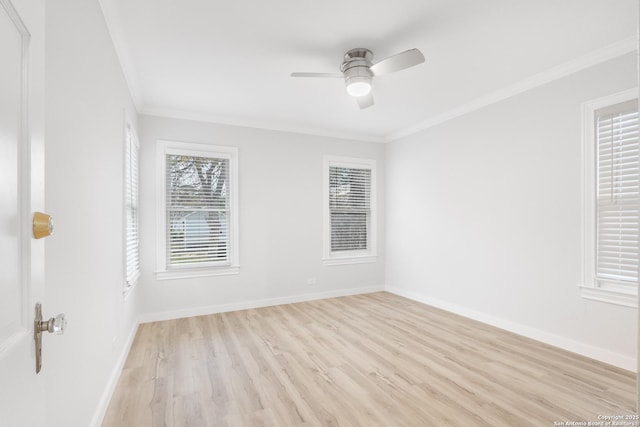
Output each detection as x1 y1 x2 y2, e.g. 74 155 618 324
329 166 371 252
124 124 140 289
166 154 230 267
595 99 639 287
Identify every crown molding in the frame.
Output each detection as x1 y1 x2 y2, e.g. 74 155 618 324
97 4 635 145
140 107 387 143
387 36 638 141
98 0 144 109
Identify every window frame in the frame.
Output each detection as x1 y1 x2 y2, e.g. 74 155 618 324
156 140 239 280
323 155 377 266
123 118 140 299
580 88 638 307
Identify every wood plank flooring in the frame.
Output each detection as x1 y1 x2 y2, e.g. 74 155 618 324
102 292 636 426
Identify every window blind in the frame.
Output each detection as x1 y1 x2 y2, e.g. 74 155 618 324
329 166 371 252
124 126 140 288
596 100 639 286
166 154 230 266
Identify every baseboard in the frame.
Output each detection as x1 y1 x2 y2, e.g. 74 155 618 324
138 285 386 324
385 286 636 372
89 320 140 427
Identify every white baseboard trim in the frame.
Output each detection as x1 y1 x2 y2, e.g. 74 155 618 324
139 285 386 324
385 286 636 372
90 320 140 427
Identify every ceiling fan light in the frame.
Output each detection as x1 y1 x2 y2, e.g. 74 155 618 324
346 77 372 97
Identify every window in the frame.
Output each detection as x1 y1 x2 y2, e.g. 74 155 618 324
124 122 140 296
156 141 239 279
581 89 638 307
323 156 377 265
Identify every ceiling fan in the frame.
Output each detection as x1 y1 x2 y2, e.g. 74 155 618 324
291 47 425 109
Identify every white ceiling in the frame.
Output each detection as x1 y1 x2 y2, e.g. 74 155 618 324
99 0 637 142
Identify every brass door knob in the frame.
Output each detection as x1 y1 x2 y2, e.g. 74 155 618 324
33 212 54 239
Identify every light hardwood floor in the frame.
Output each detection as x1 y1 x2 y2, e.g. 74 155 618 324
102 292 636 426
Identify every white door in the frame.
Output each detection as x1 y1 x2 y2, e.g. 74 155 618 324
0 0 47 425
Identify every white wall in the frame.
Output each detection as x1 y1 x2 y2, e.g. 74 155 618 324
44 0 140 425
386 53 638 369
138 116 385 320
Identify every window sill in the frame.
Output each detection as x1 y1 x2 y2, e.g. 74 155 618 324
123 283 138 301
323 255 377 266
156 266 239 280
123 272 141 301
579 285 637 308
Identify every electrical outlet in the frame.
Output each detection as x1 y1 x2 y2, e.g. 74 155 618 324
111 336 118 351
307 277 317 286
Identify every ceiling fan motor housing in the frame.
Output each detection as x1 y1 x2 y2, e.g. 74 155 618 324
341 48 374 94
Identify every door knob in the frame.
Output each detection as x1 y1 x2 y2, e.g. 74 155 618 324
33 212 54 239
37 313 66 335
34 303 66 373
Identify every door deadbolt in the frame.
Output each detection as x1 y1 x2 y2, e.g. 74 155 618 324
33 212 54 239
34 303 66 374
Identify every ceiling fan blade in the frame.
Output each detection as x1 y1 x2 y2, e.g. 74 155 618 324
356 92 374 109
290 72 343 78
369 48 425 76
